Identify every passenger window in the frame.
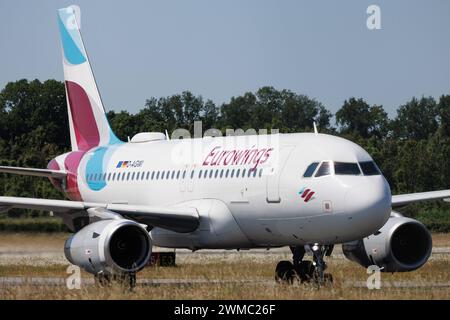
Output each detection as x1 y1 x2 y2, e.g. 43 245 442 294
359 161 381 176
225 169 229 178
236 169 240 177
220 169 224 178
259 169 263 177
190 170 195 179
198 170 202 179
334 162 361 175
209 170 213 178
231 169 235 178
112 173 116 181
215 170 219 178
315 162 331 177
176 170 180 179
156 171 160 180
303 162 319 177
171 171 175 179
131 172 135 180
204 170 208 178
242 169 246 177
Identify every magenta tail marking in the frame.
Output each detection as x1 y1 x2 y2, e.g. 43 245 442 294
66 81 100 151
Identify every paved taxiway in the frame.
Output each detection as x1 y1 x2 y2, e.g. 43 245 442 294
1 246 449 266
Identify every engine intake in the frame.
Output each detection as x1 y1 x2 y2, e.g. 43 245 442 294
64 219 151 275
342 216 432 272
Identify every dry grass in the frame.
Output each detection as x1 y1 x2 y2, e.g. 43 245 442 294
0 259 449 299
430 233 450 247
0 233 68 252
0 233 449 299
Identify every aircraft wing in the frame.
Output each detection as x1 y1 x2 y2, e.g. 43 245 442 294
0 166 66 179
392 189 450 208
0 196 199 233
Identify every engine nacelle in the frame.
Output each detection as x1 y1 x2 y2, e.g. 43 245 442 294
342 216 432 272
64 219 152 275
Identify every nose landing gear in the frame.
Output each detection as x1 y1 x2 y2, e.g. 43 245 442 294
275 244 334 287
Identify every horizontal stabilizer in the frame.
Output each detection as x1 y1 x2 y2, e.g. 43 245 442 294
0 166 66 179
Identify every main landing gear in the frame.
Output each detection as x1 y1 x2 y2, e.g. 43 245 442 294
275 244 334 287
94 272 137 290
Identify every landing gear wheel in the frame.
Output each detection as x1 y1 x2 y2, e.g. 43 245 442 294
94 273 112 287
275 261 295 284
323 273 333 286
128 273 137 290
114 273 137 290
275 244 334 287
295 260 315 283
94 272 136 290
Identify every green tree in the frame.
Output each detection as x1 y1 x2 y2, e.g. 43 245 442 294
392 96 438 140
336 97 389 139
437 95 450 136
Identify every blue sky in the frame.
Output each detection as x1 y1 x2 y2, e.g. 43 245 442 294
1 0 450 117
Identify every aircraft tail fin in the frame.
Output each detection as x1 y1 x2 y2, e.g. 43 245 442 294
57 6 122 151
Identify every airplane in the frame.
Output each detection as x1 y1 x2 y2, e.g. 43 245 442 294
0 5 449 287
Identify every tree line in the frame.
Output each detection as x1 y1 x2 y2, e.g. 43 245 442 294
0 79 449 230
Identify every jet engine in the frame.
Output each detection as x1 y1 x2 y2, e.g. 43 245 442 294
342 215 432 272
64 219 152 275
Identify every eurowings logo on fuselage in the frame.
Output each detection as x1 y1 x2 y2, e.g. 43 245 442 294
202 146 274 170
298 187 316 203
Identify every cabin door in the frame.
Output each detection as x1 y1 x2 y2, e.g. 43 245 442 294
266 146 295 203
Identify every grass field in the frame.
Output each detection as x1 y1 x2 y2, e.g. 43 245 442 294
0 233 449 300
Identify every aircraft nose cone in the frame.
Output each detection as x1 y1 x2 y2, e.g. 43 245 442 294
344 177 391 236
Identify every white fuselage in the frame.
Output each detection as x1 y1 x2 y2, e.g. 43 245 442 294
65 133 391 250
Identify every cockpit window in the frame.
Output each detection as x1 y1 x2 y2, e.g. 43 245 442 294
359 161 381 176
303 162 319 177
315 161 331 177
334 162 361 175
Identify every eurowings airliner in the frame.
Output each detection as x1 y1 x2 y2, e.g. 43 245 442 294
0 6 449 286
